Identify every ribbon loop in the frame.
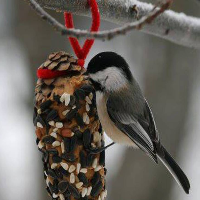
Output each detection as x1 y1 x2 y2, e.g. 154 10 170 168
64 0 100 66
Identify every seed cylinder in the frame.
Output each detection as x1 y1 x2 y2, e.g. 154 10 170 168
33 52 107 200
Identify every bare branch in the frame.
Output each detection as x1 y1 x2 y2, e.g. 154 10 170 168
27 0 200 49
26 0 172 40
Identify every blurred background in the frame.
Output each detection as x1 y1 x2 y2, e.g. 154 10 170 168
0 0 200 200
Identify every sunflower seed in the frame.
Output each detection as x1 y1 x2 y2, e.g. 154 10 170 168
77 139 83 146
64 138 70 153
50 132 57 139
49 121 55 126
95 166 102 172
52 156 62 163
70 136 77 152
82 187 87 198
92 158 98 169
86 186 92 196
52 193 58 198
53 128 58 132
40 100 52 112
75 113 84 127
52 141 61 147
93 132 101 143
75 89 85 100
60 162 69 171
59 194 65 200
63 154 76 162
83 129 91 148
49 182 58 194
42 136 55 144
70 173 75 183
36 138 40 145
55 168 63 179
38 141 44 149
46 110 58 122
66 109 77 120
53 94 61 103
68 184 80 199
69 165 76 173
59 167 70 176
37 122 43 128
85 116 90 124
91 181 103 197
47 149 58 155
37 109 42 115
58 181 69 193
91 172 100 187
74 129 82 139
76 182 83 189
80 168 87 174
80 151 87 168
55 122 63 128
86 103 90 112
47 169 57 179
42 151 49 163
69 95 76 106
100 191 106 200
76 163 81 174
91 143 96 148
104 190 107 197
60 93 66 103
64 94 71 106
33 107 37 123
51 163 58 169
83 112 88 123
87 154 95 167
89 93 93 100
81 85 93 93
46 177 50 186
63 189 71 198
78 173 88 186
61 142 65 154
85 96 92 104
62 110 70 116
99 151 105 166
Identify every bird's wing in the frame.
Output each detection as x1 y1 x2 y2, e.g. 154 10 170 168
142 99 159 142
107 96 158 163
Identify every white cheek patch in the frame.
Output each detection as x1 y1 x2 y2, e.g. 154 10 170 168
90 67 128 91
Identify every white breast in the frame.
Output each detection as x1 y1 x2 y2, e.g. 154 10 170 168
96 91 138 148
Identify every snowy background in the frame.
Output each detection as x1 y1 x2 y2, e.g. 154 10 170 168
0 0 200 200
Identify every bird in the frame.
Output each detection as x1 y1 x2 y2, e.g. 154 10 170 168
84 51 190 194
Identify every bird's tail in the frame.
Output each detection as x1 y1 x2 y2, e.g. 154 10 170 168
157 144 190 194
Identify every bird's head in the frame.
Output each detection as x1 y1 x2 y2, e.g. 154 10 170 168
85 52 133 92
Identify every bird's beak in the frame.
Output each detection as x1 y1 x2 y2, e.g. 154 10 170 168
83 71 89 80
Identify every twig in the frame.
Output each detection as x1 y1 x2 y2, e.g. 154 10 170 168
26 0 200 49
26 0 171 40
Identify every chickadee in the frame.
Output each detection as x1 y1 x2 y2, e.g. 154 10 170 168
85 52 190 194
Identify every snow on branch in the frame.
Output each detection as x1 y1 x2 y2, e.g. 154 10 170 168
28 0 200 49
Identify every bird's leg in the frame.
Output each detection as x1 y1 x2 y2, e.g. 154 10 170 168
88 142 115 154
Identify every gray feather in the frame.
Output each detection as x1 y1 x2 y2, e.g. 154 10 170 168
106 84 158 162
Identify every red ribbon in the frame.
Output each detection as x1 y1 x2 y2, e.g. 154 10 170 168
37 0 100 79
64 0 100 67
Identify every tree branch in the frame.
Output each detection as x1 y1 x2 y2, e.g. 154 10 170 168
29 0 200 49
27 0 172 39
